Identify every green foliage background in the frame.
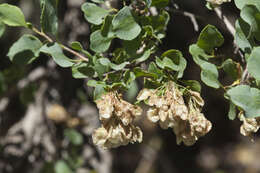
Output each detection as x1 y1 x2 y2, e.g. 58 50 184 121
1 0 260 173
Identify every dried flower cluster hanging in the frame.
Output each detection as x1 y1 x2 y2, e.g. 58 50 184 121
137 82 212 146
92 92 143 149
239 114 260 137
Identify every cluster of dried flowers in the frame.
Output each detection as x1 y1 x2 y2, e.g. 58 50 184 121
238 113 260 137
206 0 231 5
137 82 212 146
92 92 143 149
92 82 212 149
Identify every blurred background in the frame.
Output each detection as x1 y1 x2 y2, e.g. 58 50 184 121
0 0 259 173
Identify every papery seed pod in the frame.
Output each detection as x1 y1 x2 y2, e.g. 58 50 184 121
190 90 205 107
93 91 143 149
137 81 212 146
137 88 152 101
239 114 260 136
174 100 212 146
147 108 160 123
92 123 143 149
95 92 115 120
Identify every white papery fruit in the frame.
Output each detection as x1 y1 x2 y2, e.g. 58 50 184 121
137 81 212 146
92 91 143 149
239 114 260 137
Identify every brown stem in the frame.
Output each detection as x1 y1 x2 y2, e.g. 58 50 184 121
32 27 89 62
60 45 89 62
32 27 53 43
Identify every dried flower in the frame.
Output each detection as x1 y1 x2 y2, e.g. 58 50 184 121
93 91 143 149
239 114 260 136
174 102 212 146
92 119 143 149
137 81 212 146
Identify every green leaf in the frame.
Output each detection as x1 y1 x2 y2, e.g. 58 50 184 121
91 0 105 3
0 21 5 37
7 34 42 65
90 30 113 53
92 56 109 78
101 15 114 37
200 61 220 89
124 70 136 85
222 59 239 80
228 102 236 120
240 5 260 41
133 67 157 78
189 44 212 60
148 62 164 80
161 49 187 78
99 58 129 70
126 80 138 101
197 25 224 53
112 6 141 40
72 63 95 79
94 85 106 100
87 80 107 99
181 80 201 92
227 85 260 118
144 78 162 89
40 43 74 67
151 0 169 8
189 44 220 88
40 0 58 35
64 129 83 146
55 160 72 173
235 0 260 11
235 18 254 52
156 57 179 71
135 50 152 63
0 3 27 27
87 80 104 87
81 2 109 25
70 41 83 51
247 47 260 80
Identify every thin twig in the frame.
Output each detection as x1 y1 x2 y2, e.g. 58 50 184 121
32 27 53 43
60 45 89 62
214 7 249 83
168 8 200 32
214 7 235 36
32 27 89 62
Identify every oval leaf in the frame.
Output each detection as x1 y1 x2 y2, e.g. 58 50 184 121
0 21 5 37
197 25 224 54
90 30 113 53
247 47 260 80
7 34 42 65
227 85 260 118
40 0 58 35
81 2 109 25
0 3 27 27
112 6 141 40
40 43 74 67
